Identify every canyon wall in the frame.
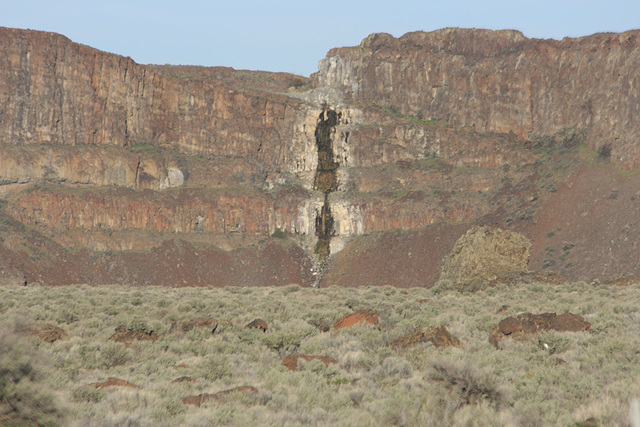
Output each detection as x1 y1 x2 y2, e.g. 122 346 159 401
1 26 640 286
319 28 640 169
0 27 316 174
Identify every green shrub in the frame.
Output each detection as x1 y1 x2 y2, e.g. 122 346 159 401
431 280 455 294
195 354 232 382
529 126 585 150
76 343 99 369
126 316 153 334
55 309 79 325
98 342 130 368
271 228 288 239
262 331 302 352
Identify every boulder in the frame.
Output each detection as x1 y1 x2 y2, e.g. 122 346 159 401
390 326 460 349
282 354 338 371
489 312 591 348
549 312 592 332
245 318 268 332
334 310 379 329
440 226 531 289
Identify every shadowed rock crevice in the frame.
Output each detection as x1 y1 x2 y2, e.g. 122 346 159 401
313 107 340 265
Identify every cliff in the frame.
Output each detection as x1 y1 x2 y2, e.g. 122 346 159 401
1 26 639 286
319 28 640 169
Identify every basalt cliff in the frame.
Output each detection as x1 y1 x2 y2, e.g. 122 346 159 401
1 26 639 287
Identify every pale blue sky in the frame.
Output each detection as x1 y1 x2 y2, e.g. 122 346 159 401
3 0 639 76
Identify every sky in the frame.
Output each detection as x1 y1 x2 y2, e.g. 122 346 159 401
3 0 639 76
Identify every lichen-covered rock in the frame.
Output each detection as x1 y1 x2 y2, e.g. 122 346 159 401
439 226 531 288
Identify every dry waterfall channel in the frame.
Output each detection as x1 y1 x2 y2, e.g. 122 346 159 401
312 107 341 285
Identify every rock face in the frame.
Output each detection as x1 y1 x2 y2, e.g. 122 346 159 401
320 28 640 169
439 226 531 286
1 26 640 286
0 28 306 168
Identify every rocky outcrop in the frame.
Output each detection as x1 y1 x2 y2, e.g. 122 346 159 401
282 354 338 371
19 322 68 343
0 27 309 172
390 326 460 349
489 312 591 348
319 28 640 169
8 186 312 235
334 310 379 329
439 226 531 286
0 143 190 189
245 319 268 332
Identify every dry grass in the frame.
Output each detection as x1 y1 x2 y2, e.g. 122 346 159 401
0 281 639 425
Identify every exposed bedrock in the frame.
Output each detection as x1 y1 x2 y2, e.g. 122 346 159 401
319 28 640 169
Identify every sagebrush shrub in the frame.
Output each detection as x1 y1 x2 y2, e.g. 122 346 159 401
126 316 153 334
430 358 508 410
99 341 130 368
0 325 66 426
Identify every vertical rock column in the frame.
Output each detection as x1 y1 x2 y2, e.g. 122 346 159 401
313 107 340 264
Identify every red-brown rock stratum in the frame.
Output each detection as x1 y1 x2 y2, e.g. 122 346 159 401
1 26 639 287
